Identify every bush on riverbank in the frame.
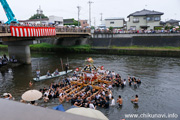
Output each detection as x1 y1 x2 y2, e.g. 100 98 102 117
30 43 92 52
0 44 8 49
111 45 180 50
1 43 180 53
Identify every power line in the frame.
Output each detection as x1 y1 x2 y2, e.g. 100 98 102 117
88 1 93 27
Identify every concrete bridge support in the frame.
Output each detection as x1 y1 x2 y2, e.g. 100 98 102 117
3 41 33 64
56 37 90 46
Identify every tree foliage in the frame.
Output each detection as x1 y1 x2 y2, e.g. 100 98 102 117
29 14 48 20
64 18 80 26
109 26 114 31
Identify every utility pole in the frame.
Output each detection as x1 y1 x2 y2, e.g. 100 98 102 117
77 6 81 27
88 1 93 27
100 13 103 22
37 6 43 26
94 17 96 28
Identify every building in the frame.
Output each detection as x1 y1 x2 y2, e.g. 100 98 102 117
49 16 63 26
79 20 89 28
19 18 49 25
63 19 74 25
19 16 63 26
104 17 125 28
127 9 164 30
165 19 180 27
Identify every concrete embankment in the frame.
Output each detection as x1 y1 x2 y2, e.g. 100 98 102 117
91 35 180 47
1 43 180 58
88 34 180 57
90 48 180 57
29 47 180 57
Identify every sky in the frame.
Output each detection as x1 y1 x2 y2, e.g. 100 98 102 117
0 0 179 26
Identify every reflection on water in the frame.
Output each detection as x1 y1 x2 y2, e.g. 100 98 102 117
0 52 180 120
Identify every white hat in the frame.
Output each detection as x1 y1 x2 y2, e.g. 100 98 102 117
3 93 8 96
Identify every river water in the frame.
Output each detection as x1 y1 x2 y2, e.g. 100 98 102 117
0 51 180 120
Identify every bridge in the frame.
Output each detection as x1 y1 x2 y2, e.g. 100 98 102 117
0 25 91 64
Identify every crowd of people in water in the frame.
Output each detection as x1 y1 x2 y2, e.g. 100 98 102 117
36 68 141 109
0 54 17 68
1 64 141 110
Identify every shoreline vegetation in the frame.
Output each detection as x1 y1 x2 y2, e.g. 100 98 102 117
0 43 180 57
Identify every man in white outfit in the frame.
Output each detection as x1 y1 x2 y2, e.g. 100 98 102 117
110 96 115 106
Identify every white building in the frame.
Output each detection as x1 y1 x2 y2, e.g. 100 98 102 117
19 16 63 26
49 16 63 26
127 9 164 30
19 18 49 25
104 17 125 28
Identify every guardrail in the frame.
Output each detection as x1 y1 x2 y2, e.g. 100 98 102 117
0 25 91 33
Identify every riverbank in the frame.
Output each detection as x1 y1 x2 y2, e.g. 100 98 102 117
0 62 21 71
28 43 180 57
0 43 180 57
0 44 8 50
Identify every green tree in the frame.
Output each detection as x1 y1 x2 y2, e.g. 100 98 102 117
109 26 114 31
91 26 95 29
165 26 169 30
169 26 174 29
64 18 80 26
29 14 48 20
154 27 163 30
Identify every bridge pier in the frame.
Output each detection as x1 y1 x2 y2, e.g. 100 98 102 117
3 41 33 64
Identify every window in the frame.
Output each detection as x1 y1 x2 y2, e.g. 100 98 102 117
83 22 86 24
147 17 154 21
110 22 114 24
154 17 160 21
133 18 139 23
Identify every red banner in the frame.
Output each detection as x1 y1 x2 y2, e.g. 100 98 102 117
10 26 56 37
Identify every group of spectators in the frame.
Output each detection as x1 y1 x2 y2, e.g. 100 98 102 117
0 22 90 33
94 28 180 34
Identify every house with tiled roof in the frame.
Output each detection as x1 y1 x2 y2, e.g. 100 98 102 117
127 9 164 30
165 19 180 27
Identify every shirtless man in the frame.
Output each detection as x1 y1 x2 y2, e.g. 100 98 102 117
117 95 123 107
29 81 33 86
131 95 139 104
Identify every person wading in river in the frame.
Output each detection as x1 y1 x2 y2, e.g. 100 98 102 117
131 94 139 105
117 95 123 107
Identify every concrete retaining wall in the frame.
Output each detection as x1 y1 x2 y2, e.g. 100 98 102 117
91 36 180 47
56 37 89 46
